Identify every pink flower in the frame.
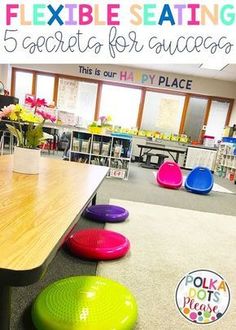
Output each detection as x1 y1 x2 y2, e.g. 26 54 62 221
0 105 14 119
36 109 56 122
25 97 47 108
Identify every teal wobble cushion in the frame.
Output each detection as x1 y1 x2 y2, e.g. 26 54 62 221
32 276 137 330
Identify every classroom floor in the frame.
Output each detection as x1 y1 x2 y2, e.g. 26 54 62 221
11 161 236 329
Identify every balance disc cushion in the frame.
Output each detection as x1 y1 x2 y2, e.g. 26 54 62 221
84 204 129 223
32 276 138 330
67 228 130 260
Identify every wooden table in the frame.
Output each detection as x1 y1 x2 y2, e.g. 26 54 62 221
0 156 109 329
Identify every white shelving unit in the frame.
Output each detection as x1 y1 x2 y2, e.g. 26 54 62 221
214 142 236 182
69 131 133 180
185 146 217 170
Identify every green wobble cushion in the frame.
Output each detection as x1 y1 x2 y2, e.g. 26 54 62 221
32 276 137 330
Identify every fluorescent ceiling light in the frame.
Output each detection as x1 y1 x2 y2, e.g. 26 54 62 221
199 63 228 71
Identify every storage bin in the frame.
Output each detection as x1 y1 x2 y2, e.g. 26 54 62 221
72 138 81 151
101 142 110 156
203 135 215 147
81 139 90 153
113 145 122 158
88 126 106 134
222 137 236 143
92 142 101 155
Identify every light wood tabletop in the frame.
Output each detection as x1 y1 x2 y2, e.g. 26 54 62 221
0 155 108 274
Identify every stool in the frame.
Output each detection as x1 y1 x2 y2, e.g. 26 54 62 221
32 276 138 330
141 152 157 169
84 204 129 223
67 228 130 260
156 154 169 168
141 153 169 169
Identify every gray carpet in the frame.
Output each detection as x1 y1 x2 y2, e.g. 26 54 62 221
98 199 236 329
100 164 236 216
11 162 236 329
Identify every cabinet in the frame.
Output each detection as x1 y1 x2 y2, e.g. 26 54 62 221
214 142 236 182
69 131 132 180
185 147 217 170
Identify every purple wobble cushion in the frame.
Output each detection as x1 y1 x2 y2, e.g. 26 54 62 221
85 204 129 223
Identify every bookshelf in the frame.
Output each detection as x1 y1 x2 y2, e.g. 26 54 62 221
214 142 236 182
69 131 133 180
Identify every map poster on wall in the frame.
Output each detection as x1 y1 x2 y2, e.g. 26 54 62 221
156 99 181 133
57 78 79 111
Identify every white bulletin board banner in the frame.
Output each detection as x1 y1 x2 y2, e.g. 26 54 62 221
0 0 235 63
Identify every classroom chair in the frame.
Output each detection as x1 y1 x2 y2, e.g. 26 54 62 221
156 161 183 189
185 166 214 194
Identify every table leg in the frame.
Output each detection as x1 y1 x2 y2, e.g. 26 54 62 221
92 194 97 205
0 133 4 156
0 285 11 329
139 148 143 162
175 153 180 163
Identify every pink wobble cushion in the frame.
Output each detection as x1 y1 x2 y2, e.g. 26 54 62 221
67 229 130 260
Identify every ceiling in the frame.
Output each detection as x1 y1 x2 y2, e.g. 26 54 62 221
127 64 236 83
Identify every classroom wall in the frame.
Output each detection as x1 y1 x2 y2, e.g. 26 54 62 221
3 63 236 124
230 103 236 126
0 64 11 91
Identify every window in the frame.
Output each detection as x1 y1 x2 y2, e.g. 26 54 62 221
14 71 33 104
99 85 141 128
141 91 185 133
11 68 233 135
36 75 55 103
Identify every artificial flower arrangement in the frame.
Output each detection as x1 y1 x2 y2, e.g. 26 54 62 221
88 115 112 134
99 115 112 127
0 98 56 149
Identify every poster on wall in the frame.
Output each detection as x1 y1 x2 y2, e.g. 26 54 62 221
156 98 181 133
57 78 79 110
